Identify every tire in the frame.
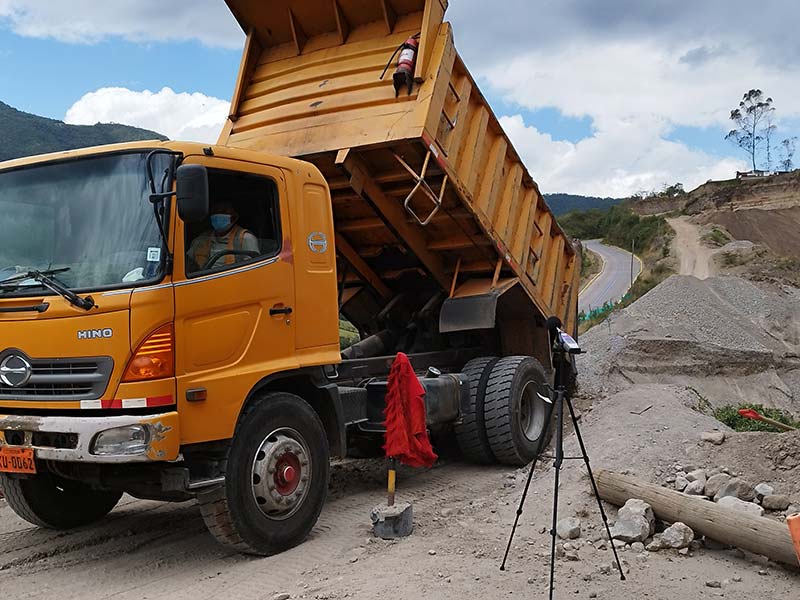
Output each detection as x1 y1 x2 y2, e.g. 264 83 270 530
198 392 329 555
483 356 551 466
454 356 500 463
0 472 121 529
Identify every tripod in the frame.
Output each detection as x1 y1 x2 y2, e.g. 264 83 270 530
500 320 625 598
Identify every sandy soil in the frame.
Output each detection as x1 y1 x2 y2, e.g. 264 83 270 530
699 207 800 258
667 217 715 279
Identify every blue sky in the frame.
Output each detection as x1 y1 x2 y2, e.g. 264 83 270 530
2 0 799 196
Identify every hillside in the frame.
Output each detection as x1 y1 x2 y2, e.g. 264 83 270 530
0 101 167 162
544 192 622 215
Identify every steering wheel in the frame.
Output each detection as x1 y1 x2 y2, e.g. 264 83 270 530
202 249 260 271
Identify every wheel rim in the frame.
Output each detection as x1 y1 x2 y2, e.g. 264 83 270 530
251 428 312 520
518 380 546 442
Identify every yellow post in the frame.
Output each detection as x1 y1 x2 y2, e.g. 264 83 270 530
387 457 397 506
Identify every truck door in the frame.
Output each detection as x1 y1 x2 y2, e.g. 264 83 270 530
173 158 296 444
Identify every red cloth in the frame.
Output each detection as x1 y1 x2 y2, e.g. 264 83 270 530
382 352 438 468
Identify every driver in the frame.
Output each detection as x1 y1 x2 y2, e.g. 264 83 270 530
187 201 259 271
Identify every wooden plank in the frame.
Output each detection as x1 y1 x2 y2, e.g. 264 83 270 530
457 105 489 191
493 163 523 236
337 150 451 290
443 74 472 157
332 0 350 44
414 0 448 82
227 28 262 122
512 187 536 265
380 0 397 34
427 235 491 251
597 470 799 569
335 233 392 300
288 9 307 55
475 136 507 218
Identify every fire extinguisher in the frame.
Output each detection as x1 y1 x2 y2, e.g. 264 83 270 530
381 33 420 97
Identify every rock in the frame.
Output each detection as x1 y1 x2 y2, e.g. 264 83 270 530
701 431 726 445
684 480 706 496
704 473 731 498
556 517 582 540
646 522 694 551
563 550 580 561
705 581 722 588
678 547 689 555
686 469 707 483
786 504 800 516
371 502 413 539
598 565 611 575
714 478 755 502
427 549 436 555
273 594 291 600
630 542 645 553
761 495 791 511
754 483 774 501
732 575 742 582
717 496 765 517
610 499 654 543
674 476 689 492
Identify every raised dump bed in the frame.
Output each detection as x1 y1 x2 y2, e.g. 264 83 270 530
220 0 580 350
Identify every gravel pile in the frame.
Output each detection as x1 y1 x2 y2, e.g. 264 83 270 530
577 275 800 413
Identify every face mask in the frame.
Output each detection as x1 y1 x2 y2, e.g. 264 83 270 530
210 214 232 232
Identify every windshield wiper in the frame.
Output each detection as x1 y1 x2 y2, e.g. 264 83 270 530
0 267 71 287
0 269 96 311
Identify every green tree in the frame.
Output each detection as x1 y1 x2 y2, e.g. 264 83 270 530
725 89 774 171
779 137 796 172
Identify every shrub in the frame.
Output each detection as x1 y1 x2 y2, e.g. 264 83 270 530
713 403 800 432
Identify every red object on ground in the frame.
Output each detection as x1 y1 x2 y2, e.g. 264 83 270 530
383 352 438 468
738 408 763 421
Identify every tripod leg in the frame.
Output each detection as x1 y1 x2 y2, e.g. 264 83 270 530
500 393 556 571
548 390 565 600
565 395 626 581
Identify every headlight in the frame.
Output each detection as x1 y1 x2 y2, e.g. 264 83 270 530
91 425 150 456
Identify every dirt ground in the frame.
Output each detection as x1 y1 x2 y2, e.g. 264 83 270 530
699 207 800 258
1 223 799 599
667 216 715 279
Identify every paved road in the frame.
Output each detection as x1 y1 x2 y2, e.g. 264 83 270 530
578 239 642 314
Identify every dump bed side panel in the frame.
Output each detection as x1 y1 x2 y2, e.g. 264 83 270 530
221 0 579 335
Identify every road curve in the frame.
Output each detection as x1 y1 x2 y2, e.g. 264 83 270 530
578 239 642 314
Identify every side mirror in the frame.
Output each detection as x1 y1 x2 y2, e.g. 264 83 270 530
176 164 209 223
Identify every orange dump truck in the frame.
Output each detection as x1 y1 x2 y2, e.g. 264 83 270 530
0 0 579 555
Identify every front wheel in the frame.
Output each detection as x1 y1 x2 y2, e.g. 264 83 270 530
0 472 121 529
198 392 329 555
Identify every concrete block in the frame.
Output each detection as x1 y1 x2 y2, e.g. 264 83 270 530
371 502 413 539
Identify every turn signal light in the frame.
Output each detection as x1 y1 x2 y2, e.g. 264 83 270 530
122 324 175 382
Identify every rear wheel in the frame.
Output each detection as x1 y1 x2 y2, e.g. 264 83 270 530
483 356 551 466
0 472 121 529
198 392 329 555
454 356 500 463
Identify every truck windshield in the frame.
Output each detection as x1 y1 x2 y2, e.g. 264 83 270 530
0 151 173 295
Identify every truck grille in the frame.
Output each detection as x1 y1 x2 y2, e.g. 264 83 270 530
0 353 113 401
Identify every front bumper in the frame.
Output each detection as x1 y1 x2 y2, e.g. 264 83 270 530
0 412 180 463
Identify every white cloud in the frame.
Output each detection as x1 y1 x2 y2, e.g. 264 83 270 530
65 87 229 144
501 114 746 197
0 0 242 48
484 40 800 131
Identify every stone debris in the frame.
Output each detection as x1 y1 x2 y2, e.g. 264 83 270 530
701 431 726 445
683 480 706 496
610 499 654 543
761 495 790 511
674 476 689 492
645 522 694 551
556 517 582 540
716 496 765 518
704 473 731 498
713 478 756 502
754 483 774 501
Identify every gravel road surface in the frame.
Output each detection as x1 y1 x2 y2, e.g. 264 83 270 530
579 239 642 313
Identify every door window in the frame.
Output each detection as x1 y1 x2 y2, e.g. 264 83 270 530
185 169 281 276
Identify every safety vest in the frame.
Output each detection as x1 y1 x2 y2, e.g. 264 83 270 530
193 226 249 268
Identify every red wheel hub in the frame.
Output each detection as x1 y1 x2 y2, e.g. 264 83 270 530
274 452 301 495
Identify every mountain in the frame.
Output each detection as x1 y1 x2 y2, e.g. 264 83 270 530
0 101 167 162
545 193 623 216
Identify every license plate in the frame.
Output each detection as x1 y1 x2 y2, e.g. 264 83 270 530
0 447 36 474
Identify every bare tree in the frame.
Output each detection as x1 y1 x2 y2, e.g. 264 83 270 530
763 110 777 171
725 89 775 171
779 137 796 172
